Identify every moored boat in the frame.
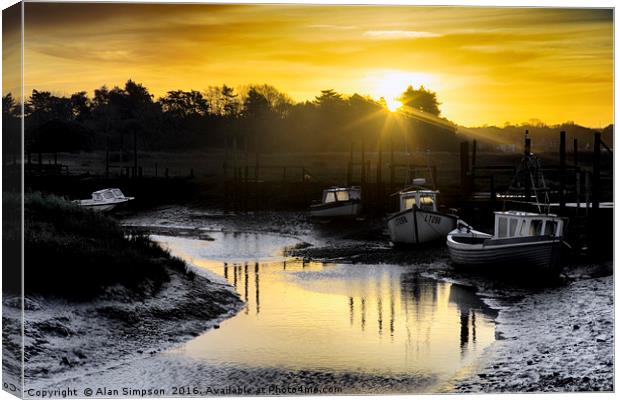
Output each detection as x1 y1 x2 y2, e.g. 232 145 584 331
387 180 458 245
310 186 362 218
75 188 134 212
447 211 565 271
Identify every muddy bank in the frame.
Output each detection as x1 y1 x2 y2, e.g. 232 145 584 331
5 267 242 390
451 275 613 393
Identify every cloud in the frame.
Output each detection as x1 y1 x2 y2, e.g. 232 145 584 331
308 24 357 30
363 30 442 40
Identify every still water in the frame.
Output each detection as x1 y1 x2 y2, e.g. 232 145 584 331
153 232 496 388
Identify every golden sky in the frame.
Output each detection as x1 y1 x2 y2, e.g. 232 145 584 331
13 3 614 127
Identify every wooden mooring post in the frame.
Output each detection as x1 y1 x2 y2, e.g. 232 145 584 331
592 132 601 213
347 142 353 186
361 138 366 184
559 131 566 213
389 139 395 192
460 141 471 197
471 139 477 171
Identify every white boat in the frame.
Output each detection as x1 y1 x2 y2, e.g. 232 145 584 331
310 186 362 218
447 211 565 271
75 188 134 212
387 180 458 245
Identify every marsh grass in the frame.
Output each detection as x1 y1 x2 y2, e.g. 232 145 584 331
23 192 193 300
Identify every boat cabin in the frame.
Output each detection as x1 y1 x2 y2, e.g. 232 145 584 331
322 187 361 204
91 188 127 202
493 211 564 239
399 190 438 212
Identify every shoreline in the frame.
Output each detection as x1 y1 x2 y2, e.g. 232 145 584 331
8 266 243 391
9 206 613 394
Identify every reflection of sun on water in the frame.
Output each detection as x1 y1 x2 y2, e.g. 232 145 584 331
155 234 496 385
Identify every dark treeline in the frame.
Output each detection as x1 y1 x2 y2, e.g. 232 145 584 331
3 80 612 160
461 123 613 153
3 80 458 159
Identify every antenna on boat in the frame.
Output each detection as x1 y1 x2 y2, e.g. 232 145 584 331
508 130 551 214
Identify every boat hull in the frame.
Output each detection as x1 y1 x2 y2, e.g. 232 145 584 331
75 199 130 212
387 208 457 244
310 200 362 218
447 233 562 270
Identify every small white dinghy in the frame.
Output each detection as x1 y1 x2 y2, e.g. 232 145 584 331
75 188 134 212
310 186 362 218
387 179 458 245
447 211 565 271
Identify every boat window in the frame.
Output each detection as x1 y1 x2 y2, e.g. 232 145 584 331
529 219 543 236
544 221 557 236
103 191 114 200
335 190 350 201
349 190 361 200
111 189 123 198
403 197 416 210
419 195 435 211
519 219 528 236
324 192 336 203
509 219 518 237
497 217 508 238
93 193 102 201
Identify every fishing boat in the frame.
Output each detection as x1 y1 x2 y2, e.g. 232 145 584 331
75 188 134 212
387 179 458 245
310 186 362 218
447 211 565 271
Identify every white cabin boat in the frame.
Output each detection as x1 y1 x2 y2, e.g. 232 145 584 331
447 211 565 271
387 182 458 245
310 186 362 218
75 188 134 212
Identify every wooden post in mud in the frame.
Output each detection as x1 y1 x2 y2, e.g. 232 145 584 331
377 141 383 209
573 138 580 216
471 139 477 173
460 141 471 197
361 138 366 185
431 166 438 190
377 142 383 185
559 131 566 213
573 138 579 167
244 165 249 212
347 142 354 185
587 132 602 256
389 139 395 192
105 137 110 179
592 132 601 212
133 128 138 179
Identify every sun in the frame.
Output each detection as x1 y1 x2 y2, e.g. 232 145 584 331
365 70 437 112
385 98 403 112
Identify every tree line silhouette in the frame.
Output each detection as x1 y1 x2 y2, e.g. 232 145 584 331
3 80 458 160
3 80 611 162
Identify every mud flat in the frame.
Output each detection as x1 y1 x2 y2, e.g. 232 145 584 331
4 268 242 391
451 274 613 393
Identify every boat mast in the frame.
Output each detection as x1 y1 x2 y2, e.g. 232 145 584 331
508 131 551 214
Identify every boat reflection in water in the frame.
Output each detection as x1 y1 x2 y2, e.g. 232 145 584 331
155 234 497 391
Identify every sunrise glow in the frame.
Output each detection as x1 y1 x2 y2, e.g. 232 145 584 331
10 3 613 127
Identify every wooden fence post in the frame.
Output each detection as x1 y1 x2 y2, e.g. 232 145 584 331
559 131 566 213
